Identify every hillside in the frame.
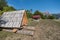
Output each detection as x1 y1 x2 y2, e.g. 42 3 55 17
0 19 60 40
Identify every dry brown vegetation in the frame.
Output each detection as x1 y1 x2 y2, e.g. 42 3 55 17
0 19 60 40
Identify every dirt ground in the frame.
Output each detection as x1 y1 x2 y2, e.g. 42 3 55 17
0 19 60 40
34 19 60 40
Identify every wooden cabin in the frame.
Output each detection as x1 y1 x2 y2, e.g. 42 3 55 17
0 10 28 29
0 10 35 35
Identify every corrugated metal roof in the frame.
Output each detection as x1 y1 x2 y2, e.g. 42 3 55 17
0 10 25 28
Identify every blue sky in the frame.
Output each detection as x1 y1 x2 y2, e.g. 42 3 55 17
6 0 60 14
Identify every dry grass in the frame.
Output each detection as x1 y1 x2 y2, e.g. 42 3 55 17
34 19 60 40
0 19 60 40
0 31 33 40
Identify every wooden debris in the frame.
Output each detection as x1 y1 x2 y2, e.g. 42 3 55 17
17 29 34 36
12 29 18 33
2 28 35 36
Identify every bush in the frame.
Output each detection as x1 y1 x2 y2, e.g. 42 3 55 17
0 10 3 16
47 15 56 19
34 10 44 19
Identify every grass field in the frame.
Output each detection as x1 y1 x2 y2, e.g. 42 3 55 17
0 19 60 40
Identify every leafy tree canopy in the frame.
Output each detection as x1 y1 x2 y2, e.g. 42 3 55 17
0 0 16 16
3 6 16 12
0 0 7 10
34 10 45 19
26 10 33 18
34 10 43 16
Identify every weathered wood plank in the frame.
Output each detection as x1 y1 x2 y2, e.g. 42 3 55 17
17 29 34 36
23 26 35 31
2 29 34 36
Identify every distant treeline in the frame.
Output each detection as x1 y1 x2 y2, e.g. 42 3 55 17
26 10 56 19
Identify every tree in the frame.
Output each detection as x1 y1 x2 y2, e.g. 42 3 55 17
0 0 16 16
47 15 56 19
3 6 16 12
0 0 7 10
26 10 33 18
0 6 16 15
34 10 45 19
34 10 43 15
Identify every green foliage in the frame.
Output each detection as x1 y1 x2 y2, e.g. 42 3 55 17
34 10 43 16
0 0 16 16
26 10 33 18
34 10 45 19
47 15 56 19
0 10 3 16
42 15 46 19
0 6 16 16
3 6 16 12
0 0 7 10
